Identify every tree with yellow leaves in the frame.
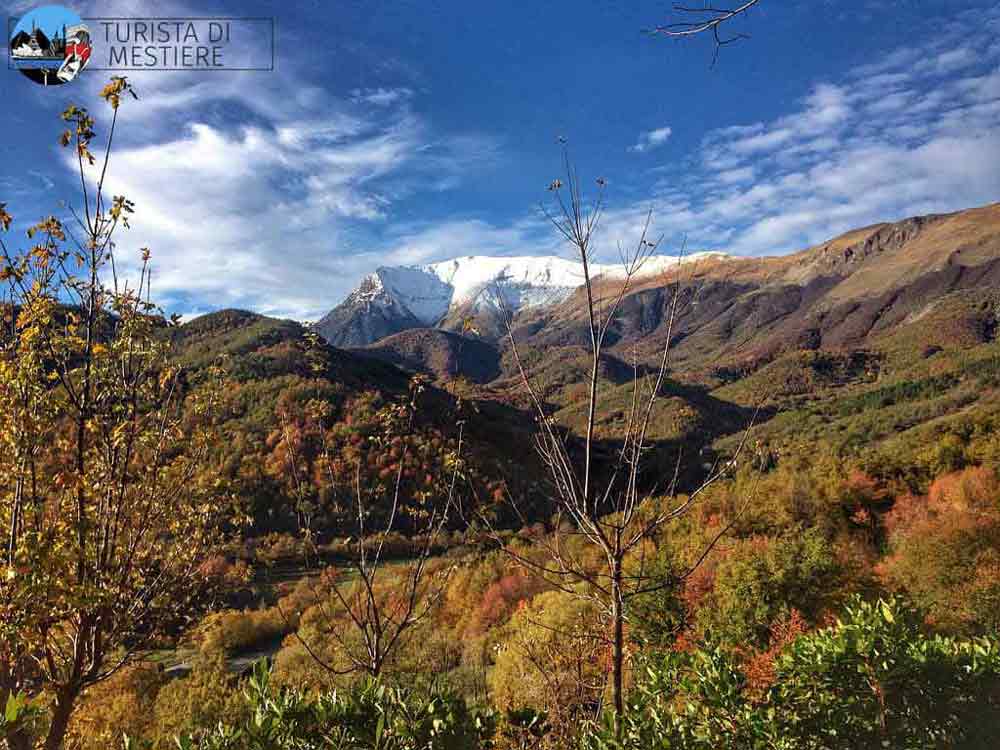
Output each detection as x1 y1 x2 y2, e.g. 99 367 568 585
0 78 225 750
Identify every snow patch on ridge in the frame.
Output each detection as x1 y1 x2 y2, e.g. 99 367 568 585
353 253 728 326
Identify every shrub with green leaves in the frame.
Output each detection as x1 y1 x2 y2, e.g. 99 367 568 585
773 597 1000 748
694 526 842 648
582 596 1000 750
172 661 494 750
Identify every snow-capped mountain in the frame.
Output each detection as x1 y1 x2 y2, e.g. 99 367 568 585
315 253 725 347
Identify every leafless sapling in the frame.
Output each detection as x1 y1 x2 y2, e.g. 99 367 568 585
482 154 764 736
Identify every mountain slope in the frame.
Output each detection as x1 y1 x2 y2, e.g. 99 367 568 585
514 203 1000 379
313 274 428 349
353 329 502 384
311 202 1000 433
171 202 1000 541
169 309 543 534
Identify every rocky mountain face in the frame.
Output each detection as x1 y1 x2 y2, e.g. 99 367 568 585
510 203 1000 373
314 273 427 349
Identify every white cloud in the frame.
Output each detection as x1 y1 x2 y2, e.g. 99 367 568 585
42 0 505 320
716 166 756 185
629 126 673 153
79 109 498 319
351 87 415 106
702 83 850 165
931 47 976 74
378 217 557 267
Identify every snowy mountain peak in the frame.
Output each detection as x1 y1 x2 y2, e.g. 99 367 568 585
387 253 727 323
317 252 728 347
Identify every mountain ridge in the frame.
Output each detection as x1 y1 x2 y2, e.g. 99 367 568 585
310 202 1000 387
315 252 726 347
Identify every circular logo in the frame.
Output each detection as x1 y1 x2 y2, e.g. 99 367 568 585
10 5 91 86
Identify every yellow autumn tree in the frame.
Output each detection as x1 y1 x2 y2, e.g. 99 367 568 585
0 78 225 750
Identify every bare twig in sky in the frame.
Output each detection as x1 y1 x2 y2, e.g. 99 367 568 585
647 1 762 65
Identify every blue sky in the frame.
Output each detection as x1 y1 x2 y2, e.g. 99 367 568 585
11 4 82 38
2 0 999 320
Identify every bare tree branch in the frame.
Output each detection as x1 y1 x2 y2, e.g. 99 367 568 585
647 1 762 65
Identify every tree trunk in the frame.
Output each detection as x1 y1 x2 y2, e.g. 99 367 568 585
4 727 32 750
43 689 76 750
611 563 625 739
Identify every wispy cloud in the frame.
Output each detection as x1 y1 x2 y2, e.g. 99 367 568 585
628 126 673 153
608 5 1000 257
377 216 557 268
80 106 497 319
351 87 415 107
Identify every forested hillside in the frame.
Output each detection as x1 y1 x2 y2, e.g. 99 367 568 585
4 193 999 749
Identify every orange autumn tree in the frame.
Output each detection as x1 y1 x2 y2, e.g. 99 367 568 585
880 466 1000 632
0 78 224 750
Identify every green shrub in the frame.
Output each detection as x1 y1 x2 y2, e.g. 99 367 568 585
773 597 1000 748
695 527 842 648
175 661 493 750
582 597 1000 750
